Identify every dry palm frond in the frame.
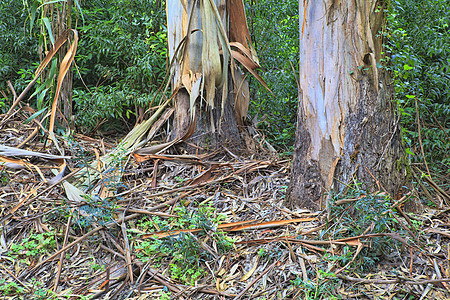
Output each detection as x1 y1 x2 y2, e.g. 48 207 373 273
168 0 269 124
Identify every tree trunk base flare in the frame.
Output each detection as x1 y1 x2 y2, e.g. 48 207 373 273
288 73 407 210
171 85 246 154
286 1 409 210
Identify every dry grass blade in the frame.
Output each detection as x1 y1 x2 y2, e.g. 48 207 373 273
143 218 314 238
0 145 69 160
3 30 71 118
231 50 274 96
48 29 78 137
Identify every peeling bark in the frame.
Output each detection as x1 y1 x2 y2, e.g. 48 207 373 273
287 0 405 209
167 0 247 152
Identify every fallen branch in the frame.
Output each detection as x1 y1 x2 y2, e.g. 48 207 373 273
338 274 450 286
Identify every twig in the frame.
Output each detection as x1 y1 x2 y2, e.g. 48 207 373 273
2 267 30 293
421 170 450 201
99 244 126 260
376 113 400 170
7 81 17 101
21 213 140 279
233 259 278 300
411 168 438 206
53 215 72 292
121 212 134 283
17 127 39 148
2 168 81 223
115 207 177 218
389 191 412 210
418 99 450 142
147 268 182 295
338 274 450 285
364 167 386 193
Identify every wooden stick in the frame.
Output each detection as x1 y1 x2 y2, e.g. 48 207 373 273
233 259 278 300
21 213 140 279
53 215 72 292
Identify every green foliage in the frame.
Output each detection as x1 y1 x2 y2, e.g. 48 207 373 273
8 231 57 261
328 185 401 272
0 0 167 132
386 0 450 172
0 1 39 113
158 290 172 300
0 168 9 187
291 269 342 299
135 202 234 285
0 279 24 296
245 0 299 151
73 0 167 132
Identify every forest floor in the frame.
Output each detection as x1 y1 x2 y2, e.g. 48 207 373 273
1 111 450 300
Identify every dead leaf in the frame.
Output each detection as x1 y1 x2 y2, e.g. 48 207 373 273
241 256 258 281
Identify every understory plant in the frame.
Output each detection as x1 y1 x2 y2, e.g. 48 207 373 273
386 0 450 175
327 184 403 272
135 202 234 285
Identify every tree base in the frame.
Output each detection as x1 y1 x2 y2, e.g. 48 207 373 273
171 87 246 154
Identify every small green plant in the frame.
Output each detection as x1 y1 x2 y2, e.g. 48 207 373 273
0 279 24 296
0 168 9 187
292 269 341 299
258 248 265 257
328 184 402 272
91 262 105 272
9 231 57 261
71 195 116 228
29 279 92 300
175 176 186 183
158 288 171 300
135 202 234 285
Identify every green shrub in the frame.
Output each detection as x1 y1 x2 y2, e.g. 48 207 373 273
386 0 450 173
245 0 299 151
135 202 234 285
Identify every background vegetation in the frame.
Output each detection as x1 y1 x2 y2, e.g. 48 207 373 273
0 0 448 173
386 0 450 175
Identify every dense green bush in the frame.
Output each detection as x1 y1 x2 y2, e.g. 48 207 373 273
245 0 299 151
0 0 39 109
386 0 450 173
73 0 167 132
0 0 167 131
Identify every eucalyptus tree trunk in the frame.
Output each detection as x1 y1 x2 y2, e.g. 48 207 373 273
166 0 250 151
287 0 405 209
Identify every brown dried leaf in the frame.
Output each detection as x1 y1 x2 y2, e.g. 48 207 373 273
229 0 259 65
48 29 78 136
240 256 258 281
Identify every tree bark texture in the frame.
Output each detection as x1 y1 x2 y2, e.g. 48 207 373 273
167 0 246 152
287 0 405 209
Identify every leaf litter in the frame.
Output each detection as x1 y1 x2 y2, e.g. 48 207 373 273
1 22 450 298
1 107 450 300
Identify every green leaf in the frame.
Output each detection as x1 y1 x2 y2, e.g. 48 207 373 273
405 148 415 155
30 1 39 33
42 17 55 45
73 0 85 22
24 107 48 124
403 64 413 71
38 0 67 9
